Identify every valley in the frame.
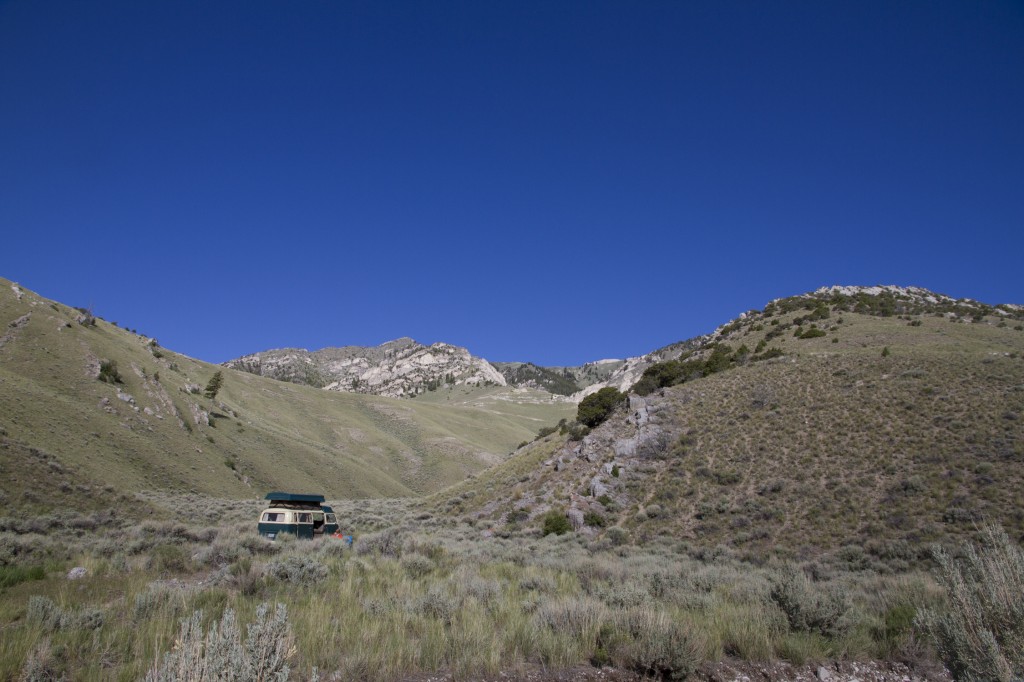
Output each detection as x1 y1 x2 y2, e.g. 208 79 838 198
1 277 1021 680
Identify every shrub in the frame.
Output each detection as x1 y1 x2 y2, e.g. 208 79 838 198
354 528 403 557
535 425 557 440
917 525 1024 681
769 566 850 638
400 554 435 579
26 596 65 632
264 555 328 586
0 563 44 588
542 510 572 536
98 360 123 384
607 526 629 546
578 387 627 428
145 603 292 682
606 608 708 680
567 422 591 441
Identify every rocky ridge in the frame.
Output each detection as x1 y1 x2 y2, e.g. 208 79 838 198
226 285 1023 403
224 337 507 399
570 284 1024 400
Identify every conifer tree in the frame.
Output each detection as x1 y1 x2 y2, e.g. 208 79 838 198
204 370 224 399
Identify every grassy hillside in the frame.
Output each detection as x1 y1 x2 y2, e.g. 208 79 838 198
441 298 1024 564
2 282 1021 680
0 278 569 510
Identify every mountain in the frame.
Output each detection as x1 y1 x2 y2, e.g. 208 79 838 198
6 274 1022 559
224 338 508 398
435 285 1024 562
0 278 573 512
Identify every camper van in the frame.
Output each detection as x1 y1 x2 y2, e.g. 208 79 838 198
257 492 337 540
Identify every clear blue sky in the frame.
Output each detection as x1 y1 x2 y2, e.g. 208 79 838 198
2 1 1022 366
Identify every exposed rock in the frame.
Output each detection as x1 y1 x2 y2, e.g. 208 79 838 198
589 476 608 498
67 567 88 580
567 508 585 530
0 312 31 349
613 437 638 458
189 402 209 427
224 337 507 398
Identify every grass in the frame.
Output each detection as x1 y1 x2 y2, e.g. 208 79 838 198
447 307 1024 563
0 498 952 681
2 279 1020 678
0 277 572 509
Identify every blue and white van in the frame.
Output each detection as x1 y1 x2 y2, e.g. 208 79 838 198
257 492 337 540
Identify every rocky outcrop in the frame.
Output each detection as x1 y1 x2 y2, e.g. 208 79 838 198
225 338 507 399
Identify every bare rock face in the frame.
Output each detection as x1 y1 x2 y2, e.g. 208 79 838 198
224 337 507 399
567 508 585 531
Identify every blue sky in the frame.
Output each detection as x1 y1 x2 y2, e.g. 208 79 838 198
2 1 1022 366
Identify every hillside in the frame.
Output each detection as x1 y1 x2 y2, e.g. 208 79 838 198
0 278 572 512
439 286 1024 563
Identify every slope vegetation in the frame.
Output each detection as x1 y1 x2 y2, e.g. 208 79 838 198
443 288 1024 564
0 279 569 511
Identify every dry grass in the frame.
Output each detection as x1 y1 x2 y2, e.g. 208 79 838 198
452 309 1024 564
0 498 949 680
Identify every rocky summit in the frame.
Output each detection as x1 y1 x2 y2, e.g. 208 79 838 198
224 337 507 398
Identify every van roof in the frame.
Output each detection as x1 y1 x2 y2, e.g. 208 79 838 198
264 492 325 503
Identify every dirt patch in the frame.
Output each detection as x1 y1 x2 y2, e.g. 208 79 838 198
350 660 950 682
694 659 951 682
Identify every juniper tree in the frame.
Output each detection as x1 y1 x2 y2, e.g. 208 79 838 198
204 371 224 400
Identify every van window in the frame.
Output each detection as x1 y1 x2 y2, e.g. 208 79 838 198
326 514 337 524
297 513 312 524
262 512 286 523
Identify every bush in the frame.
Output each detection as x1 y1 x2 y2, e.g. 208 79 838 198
0 563 44 588
145 603 292 682
542 510 571 536
577 387 627 428
264 555 328 586
769 566 850 638
605 609 708 680
400 554 435 579
607 526 629 546
567 422 591 441
98 360 123 384
26 595 65 632
917 525 1024 681
354 528 403 557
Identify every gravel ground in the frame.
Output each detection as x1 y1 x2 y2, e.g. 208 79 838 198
385 659 950 682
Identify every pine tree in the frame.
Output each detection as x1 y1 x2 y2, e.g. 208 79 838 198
204 371 224 400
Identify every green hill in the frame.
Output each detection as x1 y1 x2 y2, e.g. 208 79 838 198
439 288 1024 564
0 278 572 512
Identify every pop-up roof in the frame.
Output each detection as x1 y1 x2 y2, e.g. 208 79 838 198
264 492 325 505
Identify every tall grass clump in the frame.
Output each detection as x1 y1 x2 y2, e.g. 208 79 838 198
917 524 1024 682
